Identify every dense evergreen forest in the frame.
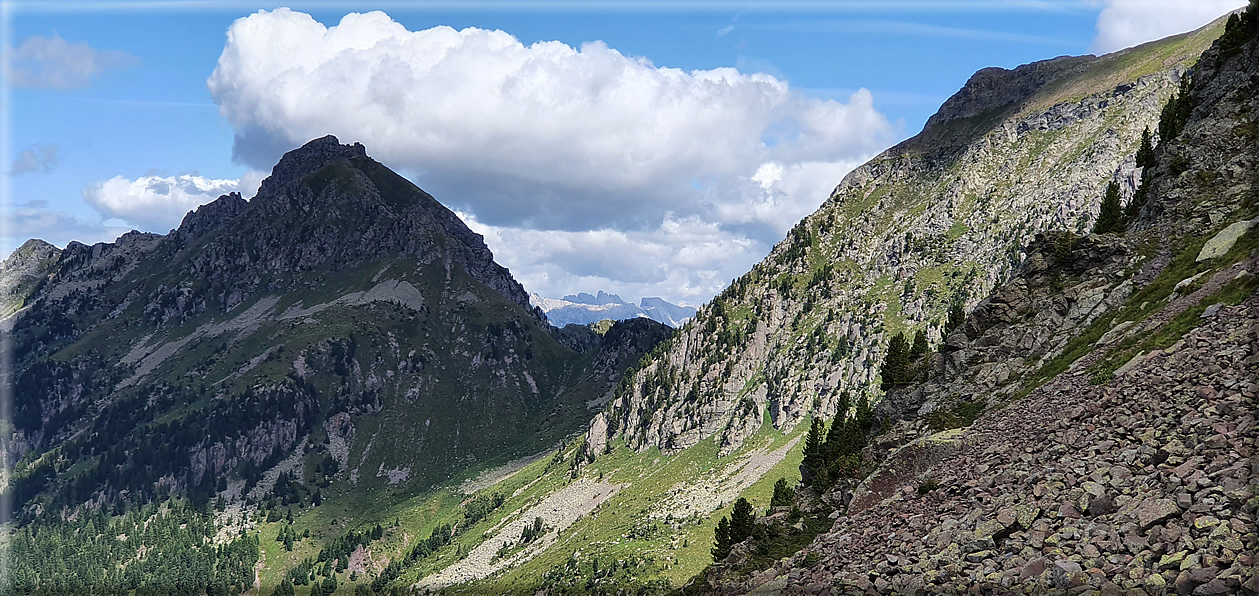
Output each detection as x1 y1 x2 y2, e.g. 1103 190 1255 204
2 500 259 595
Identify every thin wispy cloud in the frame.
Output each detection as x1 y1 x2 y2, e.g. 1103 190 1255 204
67 96 218 108
10 144 61 175
748 19 1077 46
2 34 135 89
4 200 130 254
15 0 1094 14
797 87 948 108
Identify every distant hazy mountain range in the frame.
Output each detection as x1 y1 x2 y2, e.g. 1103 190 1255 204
532 290 696 327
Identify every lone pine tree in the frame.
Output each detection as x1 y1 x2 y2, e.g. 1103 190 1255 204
1093 180 1125 234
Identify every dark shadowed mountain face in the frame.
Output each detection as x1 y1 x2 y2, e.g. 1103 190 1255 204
1 135 670 521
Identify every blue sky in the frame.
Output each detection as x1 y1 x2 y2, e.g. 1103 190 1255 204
2 0 1246 304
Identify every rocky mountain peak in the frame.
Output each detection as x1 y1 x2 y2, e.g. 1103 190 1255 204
924 55 1096 128
3 238 58 266
256 134 368 197
175 192 248 242
1 239 61 316
565 291 625 305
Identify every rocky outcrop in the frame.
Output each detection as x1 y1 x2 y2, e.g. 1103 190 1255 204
873 232 1133 434
168 135 538 315
1136 17 1259 241
255 134 367 197
175 192 248 242
924 55 1096 129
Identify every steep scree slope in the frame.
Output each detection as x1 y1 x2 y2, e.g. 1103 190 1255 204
703 10 1258 594
588 18 1228 459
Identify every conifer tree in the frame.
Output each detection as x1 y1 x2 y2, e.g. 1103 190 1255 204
1093 180 1125 234
879 332 911 390
1126 179 1149 221
823 393 851 450
1219 12 1252 58
711 517 733 561
770 478 795 507
800 417 825 484
1159 76 1193 142
729 498 755 542
271 579 296 596
1135 127 1155 168
855 393 872 427
910 329 928 361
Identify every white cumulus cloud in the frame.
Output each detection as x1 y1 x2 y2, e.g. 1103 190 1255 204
81 171 265 232
208 9 896 303
459 210 762 303
1091 0 1247 54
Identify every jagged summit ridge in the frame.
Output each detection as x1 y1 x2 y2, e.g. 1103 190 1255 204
564 290 626 305
220 136 534 312
532 291 697 327
6 126 673 547
256 134 368 197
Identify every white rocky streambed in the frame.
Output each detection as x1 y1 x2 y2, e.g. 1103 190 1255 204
652 436 801 521
415 479 623 590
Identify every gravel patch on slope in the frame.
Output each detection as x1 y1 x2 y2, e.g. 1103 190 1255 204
416 479 623 591
653 436 801 520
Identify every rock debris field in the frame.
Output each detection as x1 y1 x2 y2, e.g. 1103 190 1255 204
754 293 1258 595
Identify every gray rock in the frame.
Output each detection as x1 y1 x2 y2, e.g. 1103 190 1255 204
1195 218 1257 262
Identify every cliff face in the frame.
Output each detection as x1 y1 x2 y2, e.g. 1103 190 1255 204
2 137 667 521
589 18 1229 459
702 10 1259 594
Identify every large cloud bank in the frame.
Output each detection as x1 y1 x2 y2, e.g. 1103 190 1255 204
1091 0 1247 54
207 9 895 303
